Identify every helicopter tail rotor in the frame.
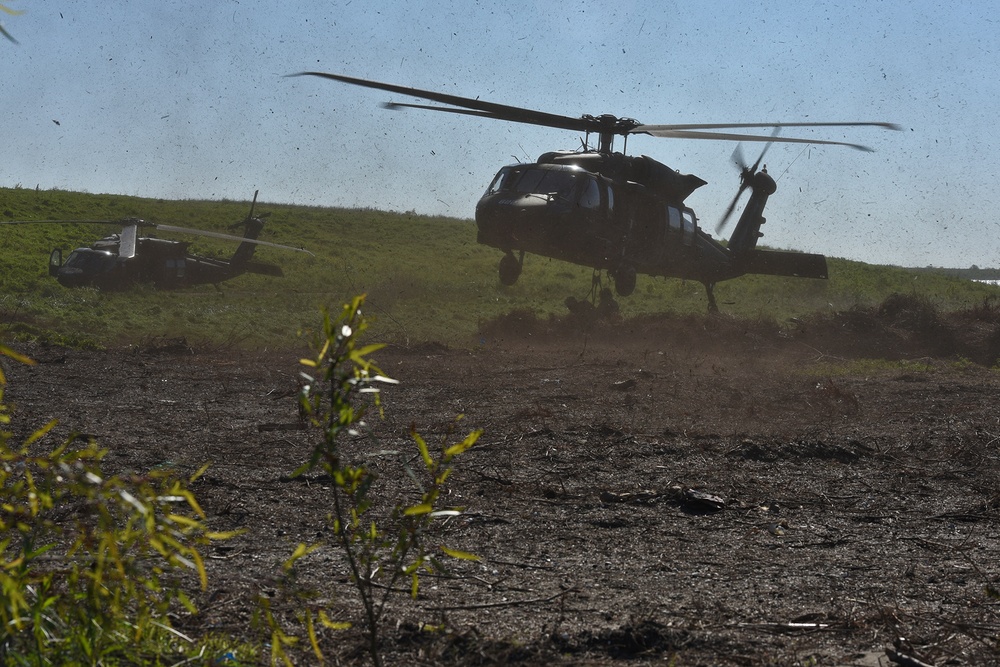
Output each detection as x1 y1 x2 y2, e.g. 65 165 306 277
228 189 271 232
715 132 777 236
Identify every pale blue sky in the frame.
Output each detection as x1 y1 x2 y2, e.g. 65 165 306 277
2 1 997 268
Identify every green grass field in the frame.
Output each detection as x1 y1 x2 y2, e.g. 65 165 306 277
2 186 997 349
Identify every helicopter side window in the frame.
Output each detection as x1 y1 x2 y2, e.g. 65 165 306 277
681 209 697 246
577 178 601 209
166 258 186 277
681 209 696 234
667 206 682 232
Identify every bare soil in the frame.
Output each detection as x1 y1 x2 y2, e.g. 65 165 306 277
6 296 1000 666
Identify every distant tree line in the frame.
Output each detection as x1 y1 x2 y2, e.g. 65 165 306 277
910 265 1000 281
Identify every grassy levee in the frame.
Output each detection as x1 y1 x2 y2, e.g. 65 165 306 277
2 186 998 349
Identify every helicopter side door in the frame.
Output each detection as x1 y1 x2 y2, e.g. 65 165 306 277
622 191 689 267
48 248 62 276
623 202 699 273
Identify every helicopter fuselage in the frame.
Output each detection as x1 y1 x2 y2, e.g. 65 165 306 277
9 190 304 291
475 151 828 302
50 234 281 289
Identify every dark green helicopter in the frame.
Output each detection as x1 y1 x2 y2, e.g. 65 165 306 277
4 191 312 290
293 71 898 311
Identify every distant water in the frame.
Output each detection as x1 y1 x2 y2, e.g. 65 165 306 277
975 279 1000 285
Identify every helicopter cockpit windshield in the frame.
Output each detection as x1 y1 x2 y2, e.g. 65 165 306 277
486 165 601 208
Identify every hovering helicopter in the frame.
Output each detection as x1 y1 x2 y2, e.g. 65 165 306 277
292 71 899 311
2 191 311 289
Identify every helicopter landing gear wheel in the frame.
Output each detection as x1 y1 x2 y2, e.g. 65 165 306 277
612 263 636 297
499 251 523 286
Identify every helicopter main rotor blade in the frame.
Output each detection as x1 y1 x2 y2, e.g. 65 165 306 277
289 71 602 134
119 223 138 259
1 218 312 255
636 121 902 132
383 101 509 120
0 219 120 225
636 127 877 151
152 224 314 255
292 71 900 151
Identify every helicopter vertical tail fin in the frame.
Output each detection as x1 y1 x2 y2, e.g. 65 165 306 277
229 218 265 268
229 190 264 269
727 169 776 257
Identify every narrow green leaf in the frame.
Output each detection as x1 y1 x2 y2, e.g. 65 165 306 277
413 431 432 467
206 529 244 540
319 609 352 630
403 503 433 516
188 462 211 483
177 590 198 614
444 429 482 459
0 344 34 365
284 543 319 570
305 610 323 661
23 419 58 448
351 343 386 359
440 546 481 561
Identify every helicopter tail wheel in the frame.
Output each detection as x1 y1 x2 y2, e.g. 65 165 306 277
498 251 523 286
612 264 636 297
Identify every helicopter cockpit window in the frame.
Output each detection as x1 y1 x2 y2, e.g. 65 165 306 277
485 167 515 195
512 167 579 198
64 249 117 273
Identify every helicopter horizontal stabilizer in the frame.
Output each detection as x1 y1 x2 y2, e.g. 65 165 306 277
242 261 284 277
742 249 828 280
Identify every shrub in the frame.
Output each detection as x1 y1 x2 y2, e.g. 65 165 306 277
0 342 232 665
263 296 481 667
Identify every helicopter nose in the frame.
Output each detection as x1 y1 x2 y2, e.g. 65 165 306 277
513 194 554 212
55 268 86 287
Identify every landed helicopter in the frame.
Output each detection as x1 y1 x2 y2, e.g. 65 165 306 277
293 71 899 311
3 191 312 290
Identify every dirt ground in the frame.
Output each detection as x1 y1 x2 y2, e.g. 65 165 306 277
6 295 1000 666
